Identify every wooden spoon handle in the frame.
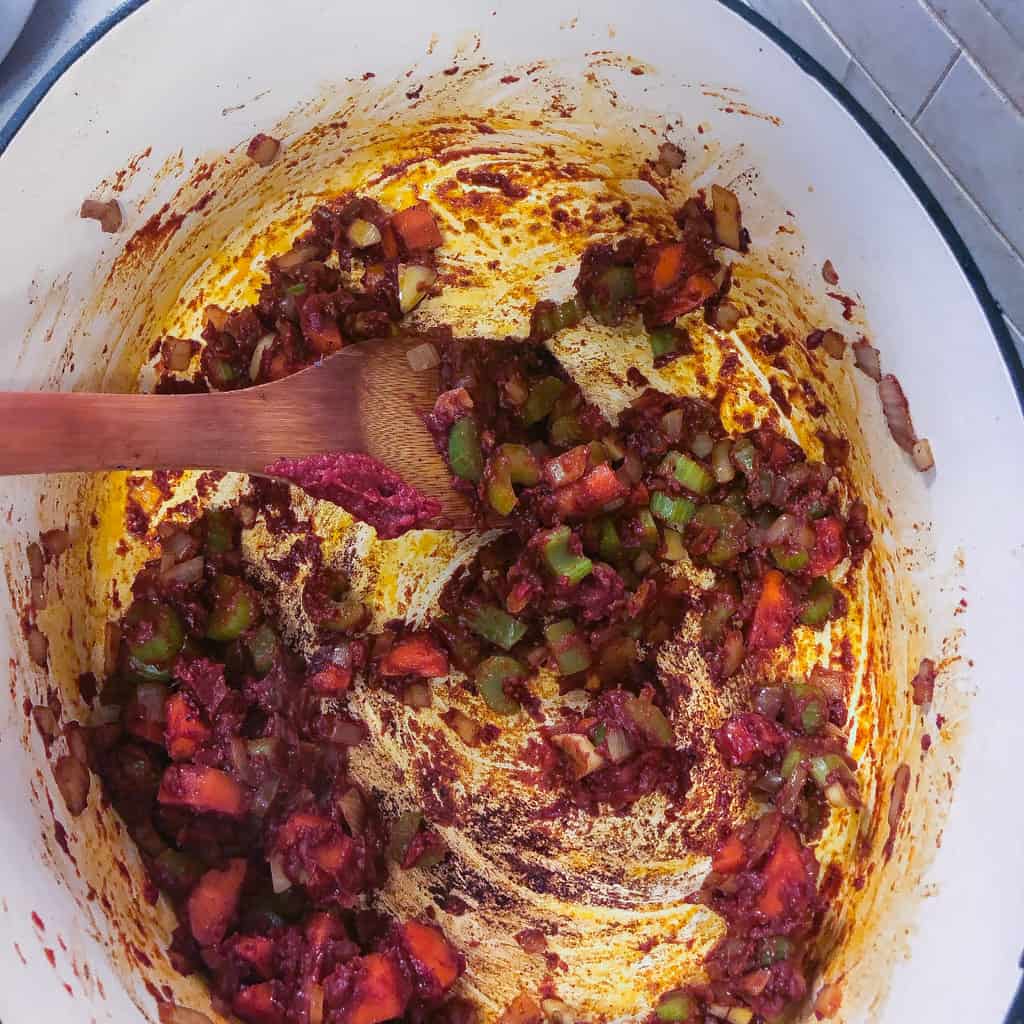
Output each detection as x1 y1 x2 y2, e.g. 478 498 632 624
0 389 358 476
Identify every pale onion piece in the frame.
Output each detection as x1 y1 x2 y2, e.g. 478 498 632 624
54 755 90 816
912 438 935 472
618 450 644 485
447 708 481 746
821 329 846 359
821 259 840 285
41 528 71 559
166 337 194 372
852 338 881 381
764 512 798 546
690 431 714 458
605 726 635 764
247 133 280 166
398 264 437 313
163 529 195 563
338 787 366 835
30 578 46 611
709 1006 754 1024
660 409 684 441
711 439 735 483
403 682 432 708
159 1002 214 1024
269 853 292 893
275 245 319 271
204 304 230 332
541 999 575 1024
814 981 843 1018
28 626 48 667
347 218 382 248
661 529 686 562
550 733 606 780
406 342 440 372
713 301 741 331
249 334 276 381
633 551 654 574
710 184 743 250
161 555 205 587
878 374 916 453
825 782 851 808
27 541 44 579
80 198 123 233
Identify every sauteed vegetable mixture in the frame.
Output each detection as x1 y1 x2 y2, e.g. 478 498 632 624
47 183 880 1024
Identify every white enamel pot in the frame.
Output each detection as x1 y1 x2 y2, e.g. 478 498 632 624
0 2 1021 1023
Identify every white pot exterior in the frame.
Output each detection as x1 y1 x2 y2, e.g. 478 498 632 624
0 2 1020 1023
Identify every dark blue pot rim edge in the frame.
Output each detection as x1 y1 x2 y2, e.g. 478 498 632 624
1 0 1022 1018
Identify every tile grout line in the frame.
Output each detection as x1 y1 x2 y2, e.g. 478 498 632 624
911 45 961 122
918 0 1024 118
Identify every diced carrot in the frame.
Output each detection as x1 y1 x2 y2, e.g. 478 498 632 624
299 295 343 355
711 832 747 874
310 835 354 874
308 663 353 694
747 569 797 652
543 446 589 489
390 202 443 251
807 517 846 576
499 993 544 1024
158 764 245 817
757 826 809 919
379 634 449 679
348 953 409 1024
188 858 246 946
401 920 462 993
379 224 400 260
277 811 332 848
652 273 719 324
164 692 210 761
639 242 686 294
554 464 629 519
232 935 275 978
233 981 284 1024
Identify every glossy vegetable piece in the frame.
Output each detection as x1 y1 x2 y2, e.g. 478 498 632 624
664 451 714 495
400 920 462 993
475 656 524 714
530 298 583 340
448 418 484 483
232 982 281 1024
588 265 636 324
231 934 275 979
246 623 279 675
747 569 797 651
522 376 566 426
188 858 246 946
348 953 409 1024
469 605 528 650
650 490 696 530
379 633 449 678
544 445 589 489
553 464 629 519
487 445 539 515
757 825 810 919
800 577 836 626
711 832 747 874
807 516 846 576
501 444 541 485
164 692 210 761
598 517 623 563
390 202 443 251
711 184 744 250
158 764 246 817
655 990 697 1022
648 326 685 361
542 526 593 584
207 575 259 642
771 544 810 572
623 695 674 746
310 572 367 633
544 619 592 675
204 507 235 554
125 600 185 666
695 504 747 566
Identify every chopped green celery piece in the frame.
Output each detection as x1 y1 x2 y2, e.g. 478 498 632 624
532 298 583 340
731 437 756 476
772 545 810 572
204 507 234 554
781 745 804 779
126 654 172 684
544 619 592 675
285 282 307 296
694 504 745 566
589 266 637 324
523 376 566 425
800 576 835 626
801 699 825 735
207 574 257 642
665 451 714 495
486 464 518 516
246 623 278 676
125 601 184 666
655 991 696 1022
542 526 593 584
598 518 622 563
475 656 523 714
550 414 583 446
468 605 528 650
758 936 794 966
207 357 238 386
623 696 674 745
809 753 847 788
591 722 607 745
624 509 659 552
499 444 540 485
448 418 484 482
587 441 611 466
661 528 686 561
650 490 696 530
648 327 680 359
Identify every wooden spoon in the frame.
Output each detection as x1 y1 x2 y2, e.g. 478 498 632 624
0 336 474 530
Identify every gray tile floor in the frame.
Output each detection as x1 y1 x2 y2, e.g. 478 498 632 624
744 0 1024 357
1 0 1022 361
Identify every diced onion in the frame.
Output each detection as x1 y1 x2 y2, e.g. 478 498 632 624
398 264 437 313
163 530 195 562
878 374 916 453
135 683 168 725
247 133 280 167
710 184 743 250
713 302 741 331
690 431 714 458
633 551 654 574
550 733 606 779
204 304 230 332
249 334 276 381
160 555 205 587
406 342 440 372
328 720 366 746
28 627 48 667
821 260 840 285
852 338 881 381
338 787 366 835
347 218 382 248
80 198 123 233
764 513 798 546
911 438 934 472
660 409 684 441
447 708 481 746
54 755 90 816
270 853 292 893
166 337 194 372
709 1005 753 1024
159 1003 214 1024
821 329 845 359
238 503 257 528
618 450 644 485
605 726 634 764
275 245 319 271
711 439 735 483
65 722 89 764
403 682 432 708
